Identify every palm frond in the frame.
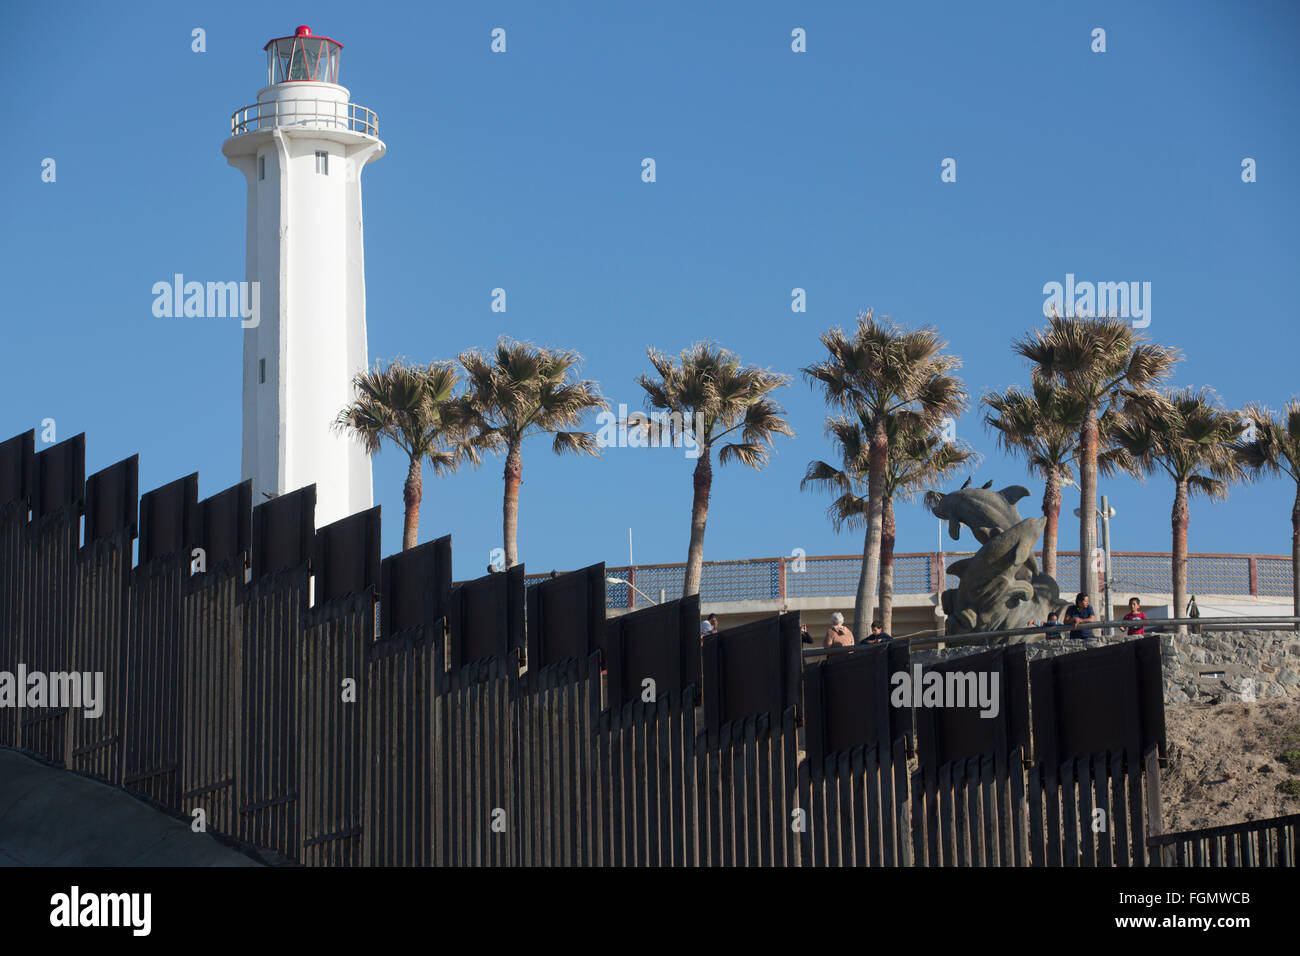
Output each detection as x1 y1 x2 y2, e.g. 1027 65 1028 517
718 441 770 468
552 430 600 457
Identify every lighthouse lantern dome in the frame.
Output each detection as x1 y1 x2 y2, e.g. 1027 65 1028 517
264 25 343 85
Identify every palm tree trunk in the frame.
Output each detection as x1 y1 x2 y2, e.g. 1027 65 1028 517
1078 404 1100 610
1291 482 1299 630
1042 466 1061 580
854 415 888 638
683 448 712 597
879 495 896 633
853 528 870 634
503 438 523 568
1172 478 1189 636
402 454 423 551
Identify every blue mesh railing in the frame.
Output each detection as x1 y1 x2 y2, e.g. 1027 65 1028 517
1258 557 1296 597
519 551 1294 610
787 556 860 598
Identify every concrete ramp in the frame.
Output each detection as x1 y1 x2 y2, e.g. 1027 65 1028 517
0 748 262 866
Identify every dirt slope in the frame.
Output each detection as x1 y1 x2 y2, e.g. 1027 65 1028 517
1160 698 1300 833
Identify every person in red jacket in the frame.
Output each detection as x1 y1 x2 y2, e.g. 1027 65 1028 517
1123 597 1147 636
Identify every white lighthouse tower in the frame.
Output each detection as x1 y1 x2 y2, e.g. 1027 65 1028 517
223 25 383 527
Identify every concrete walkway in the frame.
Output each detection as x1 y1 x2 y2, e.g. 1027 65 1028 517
0 748 262 866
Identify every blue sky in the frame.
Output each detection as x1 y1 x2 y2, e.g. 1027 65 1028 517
2 0 1298 581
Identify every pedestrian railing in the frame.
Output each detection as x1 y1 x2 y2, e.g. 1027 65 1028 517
532 552 1296 611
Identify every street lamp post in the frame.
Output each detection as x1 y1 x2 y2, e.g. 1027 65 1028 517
606 575 659 607
1100 495 1114 635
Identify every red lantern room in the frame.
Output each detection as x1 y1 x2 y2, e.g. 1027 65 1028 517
265 25 343 85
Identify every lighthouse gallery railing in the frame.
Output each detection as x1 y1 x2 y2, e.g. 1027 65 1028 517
230 99 379 137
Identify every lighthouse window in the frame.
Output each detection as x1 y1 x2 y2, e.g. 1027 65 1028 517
259 358 266 384
315 151 329 175
258 156 265 181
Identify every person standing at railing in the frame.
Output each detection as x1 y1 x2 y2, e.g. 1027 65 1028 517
860 621 893 645
824 612 855 648
1123 597 1147 636
1064 593 1095 640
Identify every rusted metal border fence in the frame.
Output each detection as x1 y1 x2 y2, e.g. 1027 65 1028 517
0 428 1228 868
180 558 245 840
362 623 440 866
1147 812 1300 867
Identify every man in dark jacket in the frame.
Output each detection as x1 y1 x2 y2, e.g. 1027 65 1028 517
1064 593 1095 640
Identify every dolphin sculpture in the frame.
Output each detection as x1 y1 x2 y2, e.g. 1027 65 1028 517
932 480 1070 641
944 517 1042 634
927 483 1033 545
943 518 1065 635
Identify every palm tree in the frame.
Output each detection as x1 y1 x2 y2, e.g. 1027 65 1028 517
1111 387 1246 634
1013 315 1179 613
1235 398 1300 627
635 343 793 598
334 359 478 550
459 339 606 568
803 310 967 638
981 379 1123 581
803 412 974 633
